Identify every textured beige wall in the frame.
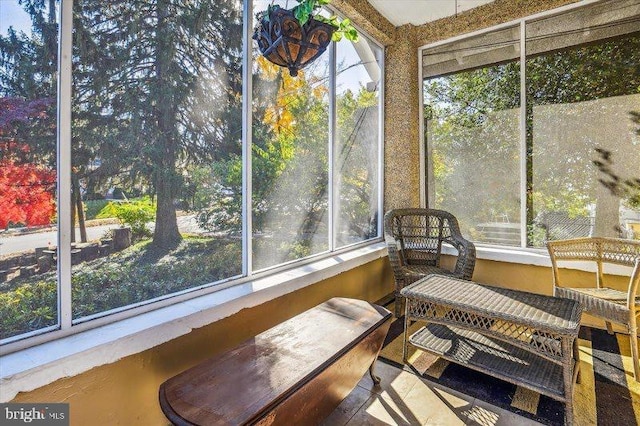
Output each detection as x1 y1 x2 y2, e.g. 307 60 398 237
383 24 421 211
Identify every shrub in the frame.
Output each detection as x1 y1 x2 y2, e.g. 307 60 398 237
98 198 156 241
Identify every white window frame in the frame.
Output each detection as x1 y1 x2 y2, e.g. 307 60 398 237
0 0 385 353
418 0 618 251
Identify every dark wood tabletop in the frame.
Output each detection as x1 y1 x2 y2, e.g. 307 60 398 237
159 297 392 425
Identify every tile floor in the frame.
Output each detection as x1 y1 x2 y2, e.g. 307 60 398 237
321 360 544 426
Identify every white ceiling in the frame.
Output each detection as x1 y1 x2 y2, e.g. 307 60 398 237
367 0 496 26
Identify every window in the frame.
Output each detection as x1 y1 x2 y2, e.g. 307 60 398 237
0 1 59 339
423 0 640 248
335 37 383 248
70 0 244 322
251 3 331 269
424 25 522 246
0 0 383 346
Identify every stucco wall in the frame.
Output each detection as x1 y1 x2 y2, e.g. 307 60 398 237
10 257 394 425
383 24 421 211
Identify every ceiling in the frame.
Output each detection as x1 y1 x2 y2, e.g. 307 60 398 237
367 0 496 26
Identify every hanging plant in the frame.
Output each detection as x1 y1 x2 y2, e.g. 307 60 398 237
253 0 359 77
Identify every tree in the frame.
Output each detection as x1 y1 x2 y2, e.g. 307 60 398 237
424 32 640 244
0 144 56 229
71 0 244 248
0 97 56 229
0 1 58 165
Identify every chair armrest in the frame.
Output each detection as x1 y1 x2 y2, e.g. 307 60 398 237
628 258 640 310
546 240 564 290
449 237 476 280
384 236 408 286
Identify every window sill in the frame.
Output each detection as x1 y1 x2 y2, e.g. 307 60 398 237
443 243 634 276
0 242 387 402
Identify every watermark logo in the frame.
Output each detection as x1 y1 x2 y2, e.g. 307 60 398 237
0 404 68 425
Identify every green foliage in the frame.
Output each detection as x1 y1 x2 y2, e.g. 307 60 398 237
0 237 242 338
98 198 156 241
84 199 110 220
315 16 359 42
0 280 57 339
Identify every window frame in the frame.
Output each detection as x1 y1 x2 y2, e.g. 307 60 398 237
419 0 637 249
0 0 385 353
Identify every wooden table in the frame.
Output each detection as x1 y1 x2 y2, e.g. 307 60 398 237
401 275 582 425
159 297 392 425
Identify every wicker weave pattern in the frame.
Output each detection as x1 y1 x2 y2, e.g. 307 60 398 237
548 237 640 265
402 274 582 424
547 237 640 381
384 208 476 317
403 275 580 362
410 324 566 397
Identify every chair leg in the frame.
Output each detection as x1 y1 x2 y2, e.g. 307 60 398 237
394 294 405 318
606 321 614 335
630 326 640 382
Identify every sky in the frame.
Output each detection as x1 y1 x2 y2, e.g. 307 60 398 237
0 0 32 35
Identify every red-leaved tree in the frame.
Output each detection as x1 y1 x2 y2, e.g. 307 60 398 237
0 97 56 229
0 150 56 229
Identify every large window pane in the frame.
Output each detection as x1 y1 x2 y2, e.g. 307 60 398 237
252 0 330 270
424 5 639 249
70 0 243 321
528 33 640 246
334 36 382 248
424 25 521 246
0 1 59 340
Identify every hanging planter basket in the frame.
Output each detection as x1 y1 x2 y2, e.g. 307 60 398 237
253 6 335 77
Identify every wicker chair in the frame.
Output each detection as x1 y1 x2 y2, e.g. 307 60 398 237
384 208 476 317
547 237 640 380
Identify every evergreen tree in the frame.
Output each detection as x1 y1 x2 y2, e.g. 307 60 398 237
71 0 243 248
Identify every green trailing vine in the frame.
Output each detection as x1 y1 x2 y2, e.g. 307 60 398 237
258 0 359 42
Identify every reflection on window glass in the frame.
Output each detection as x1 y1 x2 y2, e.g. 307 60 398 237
335 37 381 247
0 0 385 344
0 0 59 340
529 33 640 246
69 0 243 320
424 62 521 246
252 46 330 270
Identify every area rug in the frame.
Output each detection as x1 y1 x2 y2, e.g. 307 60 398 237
379 303 640 425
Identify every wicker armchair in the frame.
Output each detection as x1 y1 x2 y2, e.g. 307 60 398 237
547 237 640 380
384 208 476 317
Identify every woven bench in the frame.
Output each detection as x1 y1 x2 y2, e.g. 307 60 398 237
159 297 392 425
401 275 582 425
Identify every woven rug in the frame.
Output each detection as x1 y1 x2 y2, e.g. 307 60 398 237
379 304 640 425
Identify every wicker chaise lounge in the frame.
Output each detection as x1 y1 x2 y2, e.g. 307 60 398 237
547 237 640 381
384 208 476 317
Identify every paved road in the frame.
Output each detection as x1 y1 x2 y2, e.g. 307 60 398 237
0 215 205 256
